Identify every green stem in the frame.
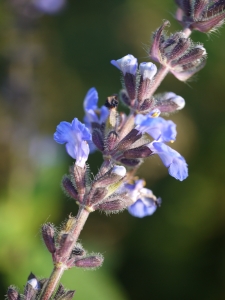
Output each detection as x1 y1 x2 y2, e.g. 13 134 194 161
40 207 90 300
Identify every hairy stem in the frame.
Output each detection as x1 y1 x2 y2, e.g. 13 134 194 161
40 207 90 300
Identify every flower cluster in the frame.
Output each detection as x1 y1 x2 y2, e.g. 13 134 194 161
54 48 189 218
150 21 207 81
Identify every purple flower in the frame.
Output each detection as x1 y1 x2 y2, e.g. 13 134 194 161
83 88 109 126
54 118 91 168
111 54 138 75
149 141 188 181
33 0 66 14
135 115 177 142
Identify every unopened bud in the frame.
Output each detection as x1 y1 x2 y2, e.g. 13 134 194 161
54 284 66 299
139 62 157 80
54 288 75 300
7 286 19 300
75 254 104 269
24 273 40 300
120 158 141 167
119 89 131 107
94 194 133 213
155 92 185 112
174 45 206 66
111 54 138 75
57 233 74 259
92 128 104 151
123 146 153 159
117 129 142 151
175 0 225 33
111 55 137 101
27 278 40 290
42 223 56 254
111 165 126 177
93 165 126 188
105 130 118 151
72 165 86 199
61 175 78 200
171 95 185 110
56 290 76 300
138 98 155 114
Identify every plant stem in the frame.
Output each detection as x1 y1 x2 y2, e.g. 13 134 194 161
40 207 90 300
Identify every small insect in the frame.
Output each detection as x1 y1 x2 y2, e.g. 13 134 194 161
105 94 119 109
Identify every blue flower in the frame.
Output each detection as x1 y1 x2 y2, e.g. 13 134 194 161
83 88 109 127
149 141 188 181
135 115 177 142
54 118 91 168
124 180 161 218
139 62 157 80
111 54 138 75
128 198 158 218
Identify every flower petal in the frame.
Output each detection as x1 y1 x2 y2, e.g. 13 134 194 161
150 141 188 181
54 118 91 168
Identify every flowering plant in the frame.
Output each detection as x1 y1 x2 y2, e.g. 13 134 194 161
6 0 225 299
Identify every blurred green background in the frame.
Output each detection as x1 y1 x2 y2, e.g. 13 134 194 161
0 0 225 299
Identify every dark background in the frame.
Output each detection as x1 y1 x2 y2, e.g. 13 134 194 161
0 0 225 299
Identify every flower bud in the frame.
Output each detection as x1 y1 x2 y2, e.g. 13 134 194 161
123 146 153 159
120 158 141 167
72 164 86 200
41 223 56 254
54 284 66 299
24 273 40 300
154 92 185 113
111 54 138 101
90 165 127 204
105 130 118 151
7 286 19 300
119 89 131 107
87 187 108 206
138 98 156 114
61 176 78 200
74 254 104 269
137 63 157 105
92 128 104 151
57 290 75 300
111 54 138 75
94 194 133 213
57 233 74 260
111 165 126 177
139 62 157 80
173 45 206 66
175 0 225 33
117 129 142 151
93 165 126 187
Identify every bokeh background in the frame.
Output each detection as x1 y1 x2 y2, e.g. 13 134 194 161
0 0 225 299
